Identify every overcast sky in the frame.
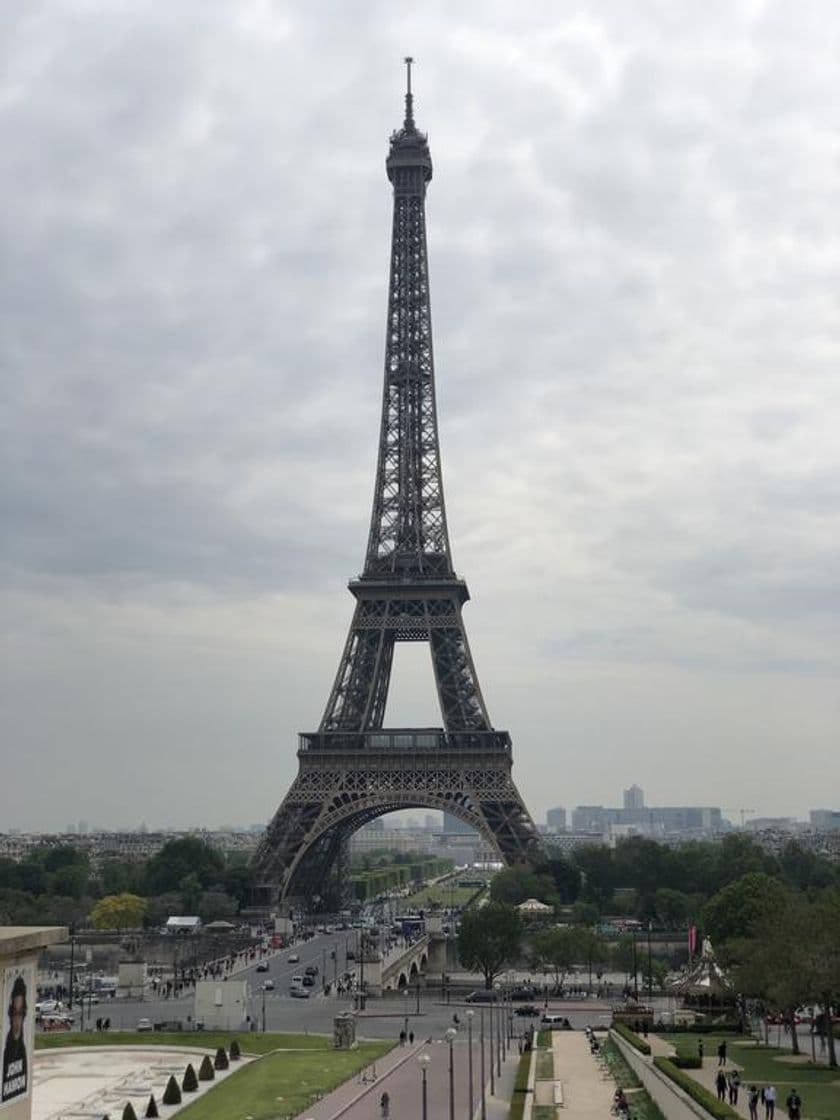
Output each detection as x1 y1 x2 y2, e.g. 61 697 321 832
2 1 838 833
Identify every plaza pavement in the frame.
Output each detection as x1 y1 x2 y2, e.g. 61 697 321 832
33 1044 249 1120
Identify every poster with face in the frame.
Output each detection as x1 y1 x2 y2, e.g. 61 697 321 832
1 965 33 1109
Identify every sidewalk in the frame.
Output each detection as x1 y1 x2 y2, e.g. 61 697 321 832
295 1033 522 1120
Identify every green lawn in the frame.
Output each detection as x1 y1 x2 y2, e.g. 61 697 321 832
658 1033 840 1120
175 1041 391 1120
406 880 486 908
35 1030 332 1055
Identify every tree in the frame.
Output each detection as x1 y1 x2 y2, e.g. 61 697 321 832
702 872 790 944
144 837 224 895
654 888 695 929
90 893 147 930
532 927 583 992
490 868 557 908
179 873 202 914
457 903 522 989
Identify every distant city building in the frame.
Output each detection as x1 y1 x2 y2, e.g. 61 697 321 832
571 803 724 836
623 785 644 810
546 807 566 831
745 817 799 832
810 809 840 831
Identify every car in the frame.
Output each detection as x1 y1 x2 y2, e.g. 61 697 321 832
256 961 269 972
40 1013 74 1031
288 953 300 964
465 991 499 1003
302 975 315 987
290 986 310 998
514 1005 541 1017
35 1000 62 1015
263 979 275 991
305 965 319 976
509 988 536 1001
136 1018 154 1032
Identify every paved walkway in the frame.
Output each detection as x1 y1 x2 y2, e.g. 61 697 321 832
548 1033 617 1118
296 1032 520 1120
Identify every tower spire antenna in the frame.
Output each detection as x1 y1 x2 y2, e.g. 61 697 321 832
403 55 414 128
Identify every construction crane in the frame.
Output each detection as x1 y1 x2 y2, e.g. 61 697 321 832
724 808 756 828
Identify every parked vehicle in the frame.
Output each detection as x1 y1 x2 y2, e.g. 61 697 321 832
136 1018 154 1032
514 1005 540 1017
465 991 499 1003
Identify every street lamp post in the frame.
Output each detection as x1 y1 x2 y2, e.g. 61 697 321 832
647 921 653 1003
418 1052 430 1120
480 1008 487 1120
261 984 267 1032
488 999 495 1095
445 1026 457 1120
466 1009 474 1120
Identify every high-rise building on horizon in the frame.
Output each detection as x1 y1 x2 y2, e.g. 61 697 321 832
810 809 840 831
623 785 644 810
546 807 566 831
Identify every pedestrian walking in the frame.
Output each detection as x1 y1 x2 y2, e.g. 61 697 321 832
698 1039 704 1065
785 1088 801 1119
409 1030 414 1044
399 1030 406 1046
729 1069 741 1105
715 1070 727 1102
380 1090 390 1119
748 1084 760 1120
718 1040 727 1066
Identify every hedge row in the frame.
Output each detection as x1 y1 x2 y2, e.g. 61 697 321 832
613 1022 651 1055
653 1057 741 1120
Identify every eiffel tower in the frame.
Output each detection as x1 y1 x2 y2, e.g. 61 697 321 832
255 62 541 908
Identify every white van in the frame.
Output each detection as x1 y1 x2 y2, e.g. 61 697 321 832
291 975 305 988
541 1013 571 1029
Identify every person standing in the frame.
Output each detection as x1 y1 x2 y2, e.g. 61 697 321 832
718 1039 727 1066
765 1083 776 1119
698 1039 704 1065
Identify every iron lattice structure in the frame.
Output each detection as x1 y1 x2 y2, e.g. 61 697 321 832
256 65 540 906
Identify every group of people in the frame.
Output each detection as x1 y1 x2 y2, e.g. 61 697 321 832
707 1040 802 1118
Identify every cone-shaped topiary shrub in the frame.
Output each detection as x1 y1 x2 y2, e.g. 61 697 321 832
162 1076 181 1106
122 1102 138 1120
214 1046 229 1070
182 1063 198 1092
145 1094 159 1118
229 1038 241 1060
198 1054 215 1081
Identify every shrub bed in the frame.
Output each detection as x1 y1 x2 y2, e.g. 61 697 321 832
614 1022 651 1055
653 1057 740 1119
